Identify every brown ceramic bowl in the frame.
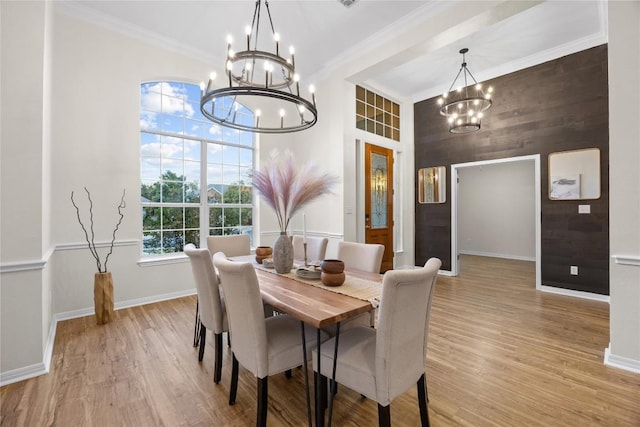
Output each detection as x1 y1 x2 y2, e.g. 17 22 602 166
256 246 273 257
321 271 346 287
321 259 345 274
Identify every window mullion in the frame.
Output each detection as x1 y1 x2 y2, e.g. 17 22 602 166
200 139 208 248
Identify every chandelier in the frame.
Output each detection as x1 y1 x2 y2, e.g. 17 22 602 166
437 48 493 134
200 0 317 134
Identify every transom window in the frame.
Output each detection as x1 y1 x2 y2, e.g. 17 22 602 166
140 81 254 256
356 85 400 141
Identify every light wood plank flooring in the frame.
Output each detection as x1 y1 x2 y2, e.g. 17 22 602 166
2 255 639 426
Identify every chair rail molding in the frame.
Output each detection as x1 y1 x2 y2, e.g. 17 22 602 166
612 255 640 266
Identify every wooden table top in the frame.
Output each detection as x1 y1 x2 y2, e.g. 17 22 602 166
231 255 380 328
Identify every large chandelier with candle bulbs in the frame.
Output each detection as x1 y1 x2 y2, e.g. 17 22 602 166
437 48 493 134
200 0 317 134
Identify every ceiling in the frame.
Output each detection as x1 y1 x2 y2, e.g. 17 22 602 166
59 0 607 102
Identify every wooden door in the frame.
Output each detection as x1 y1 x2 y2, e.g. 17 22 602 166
364 143 394 272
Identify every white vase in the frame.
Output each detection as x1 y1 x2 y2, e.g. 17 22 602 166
273 232 293 273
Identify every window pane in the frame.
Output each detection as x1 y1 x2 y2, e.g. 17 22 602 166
142 207 161 230
240 207 253 226
207 143 224 163
239 148 253 167
162 230 183 253
209 207 223 227
224 207 240 230
140 111 159 130
184 207 200 228
356 85 365 101
223 145 239 164
141 181 161 202
162 181 184 203
185 229 200 247
161 114 184 134
141 158 161 182
162 207 184 229
143 231 161 255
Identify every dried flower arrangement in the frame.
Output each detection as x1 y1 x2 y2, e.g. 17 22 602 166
252 150 338 232
70 188 126 273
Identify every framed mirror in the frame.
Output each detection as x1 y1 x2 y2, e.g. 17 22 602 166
418 166 446 203
548 148 600 200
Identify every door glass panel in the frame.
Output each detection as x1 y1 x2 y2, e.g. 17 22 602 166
371 152 388 229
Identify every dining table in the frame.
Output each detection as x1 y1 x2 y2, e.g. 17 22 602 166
229 255 383 427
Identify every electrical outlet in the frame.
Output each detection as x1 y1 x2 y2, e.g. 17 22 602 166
570 266 578 275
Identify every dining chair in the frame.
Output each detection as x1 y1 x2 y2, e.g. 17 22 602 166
213 252 327 427
337 241 385 328
337 241 385 274
292 235 329 263
184 244 228 384
313 257 441 427
206 234 251 257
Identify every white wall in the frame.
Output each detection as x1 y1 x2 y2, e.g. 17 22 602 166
1 1 49 373
607 1 640 370
458 161 536 260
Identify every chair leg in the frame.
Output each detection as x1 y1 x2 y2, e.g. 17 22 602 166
229 354 239 405
227 331 231 347
198 325 207 361
214 333 223 384
417 373 430 427
285 369 292 379
257 376 268 427
377 403 391 427
193 299 200 347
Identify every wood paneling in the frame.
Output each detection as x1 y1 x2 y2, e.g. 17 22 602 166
2 256 639 426
414 45 610 294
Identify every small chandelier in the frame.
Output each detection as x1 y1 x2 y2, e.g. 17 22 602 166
437 48 493 134
200 0 317 134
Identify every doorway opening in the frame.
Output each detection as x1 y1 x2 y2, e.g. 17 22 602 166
451 155 541 288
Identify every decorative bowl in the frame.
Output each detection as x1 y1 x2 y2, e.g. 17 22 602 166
256 246 273 257
321 259 345 274
321 271 346 287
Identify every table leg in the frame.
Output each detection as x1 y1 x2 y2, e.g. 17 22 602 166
301 322 312 427
327 322 341 427
315 328 325 427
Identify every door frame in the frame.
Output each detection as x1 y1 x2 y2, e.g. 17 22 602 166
450 154 541 288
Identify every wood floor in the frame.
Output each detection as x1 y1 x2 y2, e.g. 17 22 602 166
2 255 639 426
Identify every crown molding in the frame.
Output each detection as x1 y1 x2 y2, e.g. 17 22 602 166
55 0 217 64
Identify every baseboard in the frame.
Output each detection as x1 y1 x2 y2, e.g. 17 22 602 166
604 344 640 374
539 285 610 302
459 250 536 262
0 288 196 386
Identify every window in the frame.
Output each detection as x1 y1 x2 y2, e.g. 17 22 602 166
140 82 254 255
355 85 400 141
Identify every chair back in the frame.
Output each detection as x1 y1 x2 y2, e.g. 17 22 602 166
337 241 385 273
292 235 329 262
213 252 269 378
374 258 441 404
207 234 251 257
184 244 225 333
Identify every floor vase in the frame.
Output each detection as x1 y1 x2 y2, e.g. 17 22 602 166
94 272 114 325
273 232 294 273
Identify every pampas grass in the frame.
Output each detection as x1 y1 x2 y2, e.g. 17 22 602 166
252 150 338 232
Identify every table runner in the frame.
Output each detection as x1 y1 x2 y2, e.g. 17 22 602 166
256 263 382 307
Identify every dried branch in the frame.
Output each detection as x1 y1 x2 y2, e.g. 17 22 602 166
70 188 126 273
104 189 126 273
71 190 101 272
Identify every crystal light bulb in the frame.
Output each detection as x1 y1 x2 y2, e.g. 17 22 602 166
226 34 233 44
289 46 295 55
210 71 217 80
255 109 261 117
279 108 285 117
245 26 252 35
309 84 315 93
199 82 205 91
274 32 280 42
293 74 300 82
437 98 444 105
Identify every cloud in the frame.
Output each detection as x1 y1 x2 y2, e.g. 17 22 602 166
141 82 194 118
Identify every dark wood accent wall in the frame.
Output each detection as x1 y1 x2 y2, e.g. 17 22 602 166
414 45 609 295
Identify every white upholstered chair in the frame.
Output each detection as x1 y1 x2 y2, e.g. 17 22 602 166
337 241 385 328
292 235 328 263
184 244 228 384
313 257 441 427
213 252 326 427
337 241 385 274
206 234 251 257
